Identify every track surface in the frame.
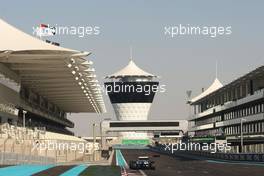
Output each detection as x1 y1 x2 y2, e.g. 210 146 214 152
114 150 144 176
121 149 264 176
0 165 54 176
0 165 87 176
32 165 76 176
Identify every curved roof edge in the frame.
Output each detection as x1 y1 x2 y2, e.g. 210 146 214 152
105 60 157 78
190 78 223 104
0 18 106 113
0 18 79 53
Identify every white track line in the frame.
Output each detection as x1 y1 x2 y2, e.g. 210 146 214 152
139 170 147 176
118 150 147 176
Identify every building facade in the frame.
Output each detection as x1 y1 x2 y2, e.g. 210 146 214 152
189 66 264 153
0 19 105 135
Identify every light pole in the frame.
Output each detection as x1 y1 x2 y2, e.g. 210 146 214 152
92 123 97 161
100 118 111 150
240 118 246 153
22 110 27 128
100 122 102 150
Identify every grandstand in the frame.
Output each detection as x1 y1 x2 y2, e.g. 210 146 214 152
0 18 105 164
0 122 101 164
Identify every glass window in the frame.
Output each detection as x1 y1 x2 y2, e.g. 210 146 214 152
7 118 12 125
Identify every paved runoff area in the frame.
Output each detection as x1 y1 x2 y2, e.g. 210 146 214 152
0 165 88 176
0 164 120 176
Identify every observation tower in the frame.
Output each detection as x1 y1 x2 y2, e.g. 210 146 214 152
105 59 159 144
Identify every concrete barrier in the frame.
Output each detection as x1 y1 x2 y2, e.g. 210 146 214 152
150 145 264 163
0 152 55 165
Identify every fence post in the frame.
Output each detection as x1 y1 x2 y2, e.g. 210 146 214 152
0 152 3 165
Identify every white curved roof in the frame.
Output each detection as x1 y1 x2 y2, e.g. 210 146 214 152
0 18 106 113
0 19 76 52
190 78 223 103
106 60 156 78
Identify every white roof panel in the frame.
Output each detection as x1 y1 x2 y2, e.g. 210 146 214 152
106 60 157 78
190 78 223 103
0 19 77 52
0 18 106 113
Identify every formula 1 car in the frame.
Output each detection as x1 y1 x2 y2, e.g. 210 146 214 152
129 156 155 170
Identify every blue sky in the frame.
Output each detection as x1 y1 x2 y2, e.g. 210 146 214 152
1 0 264 136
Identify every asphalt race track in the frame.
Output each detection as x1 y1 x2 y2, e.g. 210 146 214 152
0 165 87 176
32 165 76 176
121 149 264 176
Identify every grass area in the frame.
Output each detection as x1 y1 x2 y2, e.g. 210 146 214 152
80 165 121 176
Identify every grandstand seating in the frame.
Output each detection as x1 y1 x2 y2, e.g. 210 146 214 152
0 123 101 164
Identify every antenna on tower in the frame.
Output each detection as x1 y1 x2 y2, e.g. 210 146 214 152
130 46 133 61
215 60 218 78
186 90 192 102
186 90 192 122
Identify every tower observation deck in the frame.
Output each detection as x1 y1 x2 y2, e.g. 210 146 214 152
105 60 159 143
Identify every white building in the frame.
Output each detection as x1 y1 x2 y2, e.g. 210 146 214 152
105 60 159 143
0 18 106 134
188 66 264 153
0 18 106 163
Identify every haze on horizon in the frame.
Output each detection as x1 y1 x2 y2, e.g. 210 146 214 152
1 0 264 136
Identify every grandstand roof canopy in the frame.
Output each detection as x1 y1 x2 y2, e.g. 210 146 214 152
0 19 105 113
189 65 264 105
190 78 223 104
105 60 157 78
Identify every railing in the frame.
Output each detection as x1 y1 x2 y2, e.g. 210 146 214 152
191 89 264 120
0 152 55 165
20 99 73 128
0 123 104 164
